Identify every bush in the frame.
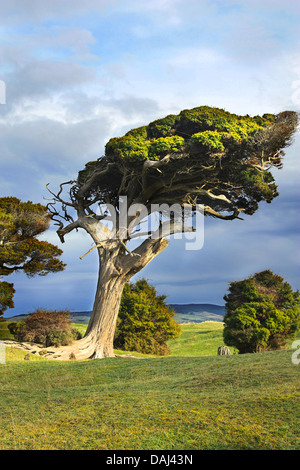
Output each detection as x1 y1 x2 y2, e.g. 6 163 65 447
223 270 300 353
8 308 82 347
114 279 181 355
7 321 27 340
0 281 15 318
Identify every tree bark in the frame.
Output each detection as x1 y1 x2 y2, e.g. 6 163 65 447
37 265 125 360
41 237 168 360
83 257 127 359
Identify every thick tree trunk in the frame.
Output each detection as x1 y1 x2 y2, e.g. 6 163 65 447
41 237 168 360
83 262 126 359
39 267 126 360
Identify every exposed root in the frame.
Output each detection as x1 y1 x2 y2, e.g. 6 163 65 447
3 336 115 361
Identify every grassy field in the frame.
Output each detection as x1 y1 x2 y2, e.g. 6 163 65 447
0 321 299 450
168 321 234 356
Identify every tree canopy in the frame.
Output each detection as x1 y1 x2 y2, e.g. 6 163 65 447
223 270 300 353
0 197 65 318
71 106 297 232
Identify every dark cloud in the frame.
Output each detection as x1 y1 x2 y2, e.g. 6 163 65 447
0 116 111 201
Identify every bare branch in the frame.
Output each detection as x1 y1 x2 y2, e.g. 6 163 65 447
203 206 245 220
206 190 232 204
80 243 103 259
77 162 115 198
46 201 65 231
119 239 141 257
150 219 196 239
46 182 75 208
128 230 154 240
57 220 81 243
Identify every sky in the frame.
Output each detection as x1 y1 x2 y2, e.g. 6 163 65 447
0 0 299 316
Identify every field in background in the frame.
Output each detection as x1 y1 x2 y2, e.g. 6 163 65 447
4 303 225 325
1 318 228 357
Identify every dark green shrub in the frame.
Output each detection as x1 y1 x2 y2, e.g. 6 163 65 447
223 270 300 353
46 329 72 347
8 321 27 341
71 328 82 341
114 278 181 355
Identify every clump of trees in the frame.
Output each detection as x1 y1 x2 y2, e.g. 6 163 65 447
8 309 81 347
114 279 181 355
223 270 300 353
0 197 65 318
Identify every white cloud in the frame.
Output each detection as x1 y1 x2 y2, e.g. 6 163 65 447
167 47 224 68
0 0 117 23
5 60 95 104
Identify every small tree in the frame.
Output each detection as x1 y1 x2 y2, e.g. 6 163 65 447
0 197 66 318
114 279 181 355
223 270 300 353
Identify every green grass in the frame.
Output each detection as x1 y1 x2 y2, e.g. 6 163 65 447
0 321 299 450
0 321 14 341
168 321 233 356
72 321 230 358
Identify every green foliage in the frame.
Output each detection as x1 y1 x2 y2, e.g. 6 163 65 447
147 114 180 138
0 197 65 317
46 328 79 348
178 106 274 139
191 130 225 151
125 125 148 139
8 309 82 347
114 278 181 355
0 281 15 317
223 270 300 353
78 106 297 226
105 135 150 161
240 168 278 204
148 135 185 159
104 106 273 163
0 197 49 240
0 239 65 277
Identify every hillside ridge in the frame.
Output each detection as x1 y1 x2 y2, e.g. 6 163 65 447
4 303 225 324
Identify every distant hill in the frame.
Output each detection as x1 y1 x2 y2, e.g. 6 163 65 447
5 304 225 324
170 304 225 323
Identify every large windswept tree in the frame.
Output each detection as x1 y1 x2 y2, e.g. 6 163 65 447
46 106 298 359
